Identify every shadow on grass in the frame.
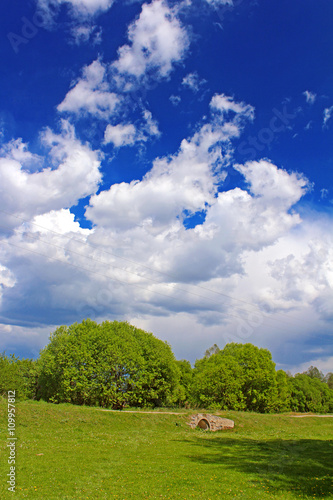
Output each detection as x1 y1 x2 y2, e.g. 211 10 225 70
181 436 333 497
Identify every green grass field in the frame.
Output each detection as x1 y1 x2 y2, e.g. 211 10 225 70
1 399 333 499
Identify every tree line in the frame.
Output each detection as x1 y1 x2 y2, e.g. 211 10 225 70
1 320 333 413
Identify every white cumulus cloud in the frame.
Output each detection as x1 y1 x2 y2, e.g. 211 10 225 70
104 124 137 147
1 94 332 370
235 160 309 208
112 0 190 80
58 60 120 118
210 93 255 120
0 121 102 232
87 94 252 230
103 110 160 147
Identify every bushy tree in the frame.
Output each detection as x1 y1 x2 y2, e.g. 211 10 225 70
0 353 38 400
37 320 180 408
191 343 277 412
270 369 292 412
191 351 245 410
174 359 193 405
204 344 220 358
302 366 324 381
324 372 333 389
290 374 333 413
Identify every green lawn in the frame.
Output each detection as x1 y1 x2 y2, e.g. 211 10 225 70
1 400 333 499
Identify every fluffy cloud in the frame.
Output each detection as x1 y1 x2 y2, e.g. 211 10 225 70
83 98 308 300
0 139 42 170
323 106 333 128
104 124 137 147
3 149 310 324
87 93 251 229
268 233 333 315
85 146 216 230
170 95 181 106
303 90 317 104
210 93 255 120
235 160 308 208
0 265 16 307
0 207 98 328
58 60 120 118
63 0 190 83
65 0 114 13
182 72 206 93
1 94 332 370
112 0 190 80
290 356 333 376
0 121 102 231
103 110 160 147
58 1 187 141
38 0 115 16
70 24 102 45
142 110 160 137
57 57 161 145
32 209 91 236
204 0 233 6
0 324 54 359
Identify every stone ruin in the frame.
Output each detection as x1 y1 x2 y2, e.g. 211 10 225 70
188 413 234 432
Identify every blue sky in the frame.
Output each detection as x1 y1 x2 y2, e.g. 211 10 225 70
0 0 332 373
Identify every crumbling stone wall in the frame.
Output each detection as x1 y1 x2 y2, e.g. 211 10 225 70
189 414 234 431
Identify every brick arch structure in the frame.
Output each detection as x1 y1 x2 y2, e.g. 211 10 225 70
197 417 210 430
189 414 234 431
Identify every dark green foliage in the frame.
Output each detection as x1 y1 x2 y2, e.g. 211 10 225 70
191 343 278 412
175 359 193 405
37 319 180 408
191 347 333 414
289 374 333 413
302 365 324 381
271 369 292 412
0 352 38 400
324 372 333 389
204 343 220 358
2 327 333 414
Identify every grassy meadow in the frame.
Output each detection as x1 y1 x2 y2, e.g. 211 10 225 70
1 399 333 499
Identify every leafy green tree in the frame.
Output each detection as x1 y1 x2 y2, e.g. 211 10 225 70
191 351 245 410
290 374 333 413
302 366 324 381
191 343 277 412
204 344 220 358
37 320 180 408
0 352 38 400
271 369 291 412
174 359 193 405
324 372 333 389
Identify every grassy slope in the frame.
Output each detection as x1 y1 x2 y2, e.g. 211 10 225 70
1 400 333 499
